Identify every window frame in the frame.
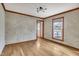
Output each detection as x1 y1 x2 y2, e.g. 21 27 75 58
52 17 64 41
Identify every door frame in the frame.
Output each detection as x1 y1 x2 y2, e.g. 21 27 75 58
36 20 44 39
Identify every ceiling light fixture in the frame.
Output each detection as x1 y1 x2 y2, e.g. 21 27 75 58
37 7 47 13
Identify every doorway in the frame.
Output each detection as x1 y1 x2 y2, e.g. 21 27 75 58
36 20 44 39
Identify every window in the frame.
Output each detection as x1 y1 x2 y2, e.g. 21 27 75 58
52 17 64 41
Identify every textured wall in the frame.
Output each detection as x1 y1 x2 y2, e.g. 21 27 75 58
0 4 5 54
44 9 79 48
44 18 52 39
5 12 39 44
64 10 79 48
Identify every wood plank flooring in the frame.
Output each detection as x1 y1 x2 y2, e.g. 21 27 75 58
1 38 79 56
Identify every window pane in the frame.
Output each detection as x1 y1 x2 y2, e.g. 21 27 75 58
53 18 63 40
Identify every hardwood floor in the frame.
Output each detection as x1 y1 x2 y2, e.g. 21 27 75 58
1 38 79 56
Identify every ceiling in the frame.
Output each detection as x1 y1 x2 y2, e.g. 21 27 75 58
4 3 79 18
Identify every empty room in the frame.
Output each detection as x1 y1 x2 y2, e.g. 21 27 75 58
0 3 79 56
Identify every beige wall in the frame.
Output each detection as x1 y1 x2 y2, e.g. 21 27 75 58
5 12 40 44
0 4 5 54
44 9 79 48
